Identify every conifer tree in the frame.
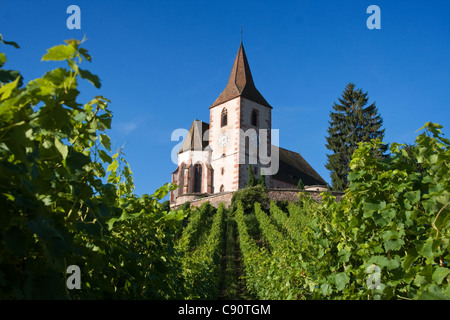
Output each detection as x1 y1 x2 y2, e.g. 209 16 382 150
247 164 257 187
325 83 386 191
258 168 266 189
297 178 304 191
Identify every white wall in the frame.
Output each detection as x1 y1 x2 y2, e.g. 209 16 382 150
208 97 273 192
209 97 241 193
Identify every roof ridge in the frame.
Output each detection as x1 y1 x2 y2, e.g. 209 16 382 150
178 120 210 154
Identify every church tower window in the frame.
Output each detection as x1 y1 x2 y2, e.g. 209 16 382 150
251 109 259 126
221 108 228 127
193 163 202 193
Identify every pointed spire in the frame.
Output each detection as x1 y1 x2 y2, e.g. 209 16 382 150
210 42 272 109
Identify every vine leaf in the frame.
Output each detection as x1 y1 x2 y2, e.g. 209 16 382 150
54 138 68 159
79 68 101 88
42 44 77 61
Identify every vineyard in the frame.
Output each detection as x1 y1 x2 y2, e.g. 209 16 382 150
1 37 449 300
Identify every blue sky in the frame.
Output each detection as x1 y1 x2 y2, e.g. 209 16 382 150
2 0 449 198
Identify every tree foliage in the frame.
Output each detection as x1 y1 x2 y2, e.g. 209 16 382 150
258 168 266 189
247 164 257 187
297 178 304 191
325 83 386 191
230 184 268 214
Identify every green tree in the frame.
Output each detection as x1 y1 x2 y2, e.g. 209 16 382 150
258 168 266 189
230 185 268 214
161 200 171 212
247 164 257 187
325 83 386 191
297 178 304 191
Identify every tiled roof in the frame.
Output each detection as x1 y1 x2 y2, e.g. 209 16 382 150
210 42 272 109
178 119 210 154
273 146 327 186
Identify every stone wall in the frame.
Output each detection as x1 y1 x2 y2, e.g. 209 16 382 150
267 189 306 202
186 191 234 209
170 188 344 210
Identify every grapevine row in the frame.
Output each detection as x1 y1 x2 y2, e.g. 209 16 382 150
235 201 307 299
181 203 225 299
234 201 271 298
177 202 214 252
269 201 304 245
287 197 317 228
254 202 295 253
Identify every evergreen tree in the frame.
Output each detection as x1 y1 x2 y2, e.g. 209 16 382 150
325 83 387 191
258 168 266 189
297 178 304 191
161 200 170 212
247 164 257 187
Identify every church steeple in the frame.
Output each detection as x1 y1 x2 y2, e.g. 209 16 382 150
210 43 272 109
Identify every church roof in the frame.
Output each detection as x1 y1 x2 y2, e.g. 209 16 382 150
273 146 328 186
210 42 272 109
178 119 210 154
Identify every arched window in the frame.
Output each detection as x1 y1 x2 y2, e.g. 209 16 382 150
193 163 202 193
179 163 185 195
220 185 225 193
251 109 258 126
221 108 228 127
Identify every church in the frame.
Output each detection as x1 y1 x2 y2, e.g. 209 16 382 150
170 41 327 206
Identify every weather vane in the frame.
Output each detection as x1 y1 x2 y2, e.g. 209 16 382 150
241 25 243 43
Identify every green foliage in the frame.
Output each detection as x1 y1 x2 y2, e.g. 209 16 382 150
181 203 225 299
270 201 303 245
258 168 266 189
297 178 304 191
230 185 268 214
234 201 270 297
323 122 450 300
235 201 305 299
234 123 449 300
161 200 170 212
325 83 387 191
179 200 191 212
0 37 186 299
2 34 447 301
177 202 214 253
247 164 257 187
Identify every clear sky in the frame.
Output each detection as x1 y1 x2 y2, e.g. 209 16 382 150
2 0 449 198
